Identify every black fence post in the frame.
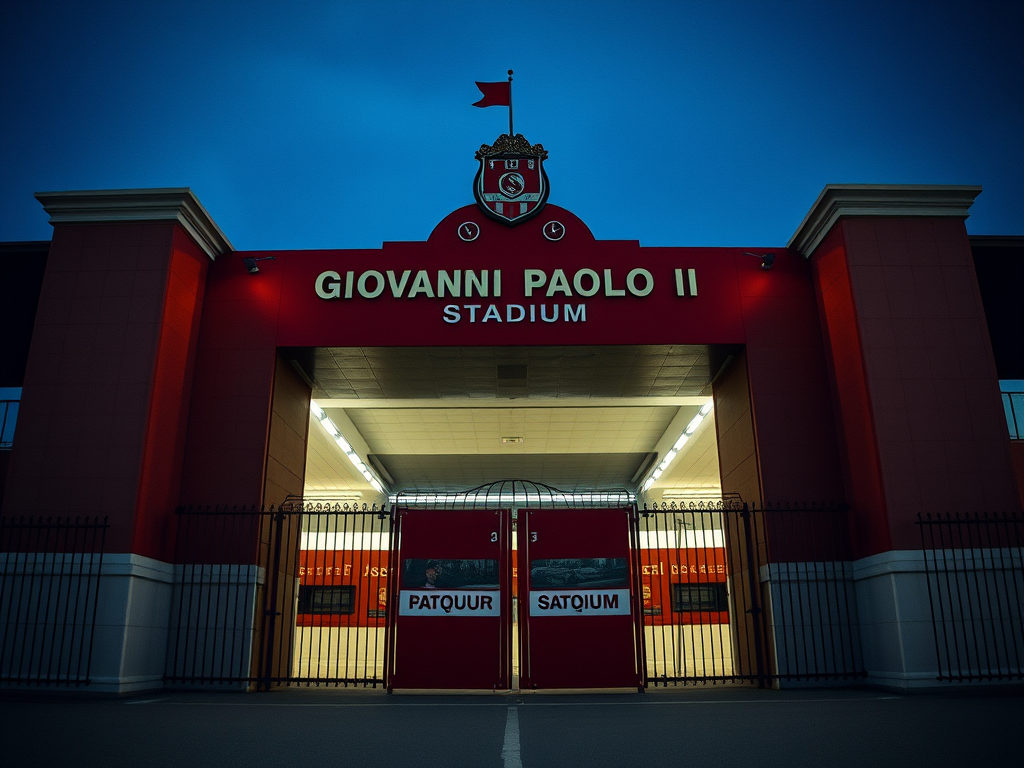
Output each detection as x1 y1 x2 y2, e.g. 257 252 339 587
740 503 767 687
261 508 286 691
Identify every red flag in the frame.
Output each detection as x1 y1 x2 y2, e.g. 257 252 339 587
473 81 510 108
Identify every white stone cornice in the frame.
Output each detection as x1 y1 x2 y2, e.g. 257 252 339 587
788 184 982 259
34 187 233 260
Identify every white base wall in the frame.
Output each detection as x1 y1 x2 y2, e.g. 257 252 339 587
760 561 863 687
163 563 262 691
1 554 264 694
1 553 173 694
853 549 1023 690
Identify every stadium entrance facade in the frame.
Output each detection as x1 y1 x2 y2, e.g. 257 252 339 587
1 183 1022 694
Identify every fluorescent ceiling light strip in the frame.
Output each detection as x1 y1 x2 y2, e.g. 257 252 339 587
311 400 387 494
390 491 635 506
643 401 714 491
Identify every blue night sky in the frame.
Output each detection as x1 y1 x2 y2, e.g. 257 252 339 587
1 1 1021 250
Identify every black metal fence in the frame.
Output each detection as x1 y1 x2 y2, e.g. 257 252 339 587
166 503 391 690
640 501 862 687
917 512 1024 682
0 516 109 686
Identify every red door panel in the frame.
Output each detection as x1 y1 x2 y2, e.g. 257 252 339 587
388 509 511 690
518 508 641 689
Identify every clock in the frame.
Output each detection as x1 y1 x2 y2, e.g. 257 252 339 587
542 221 565 241
457 222 480 242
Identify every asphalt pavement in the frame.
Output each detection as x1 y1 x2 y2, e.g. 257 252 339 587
3 685 1022 767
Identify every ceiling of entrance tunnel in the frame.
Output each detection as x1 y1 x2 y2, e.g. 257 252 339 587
309 346 713 400
300 345 723 497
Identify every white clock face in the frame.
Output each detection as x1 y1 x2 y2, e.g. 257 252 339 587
458 222 480 242
542 221 565 241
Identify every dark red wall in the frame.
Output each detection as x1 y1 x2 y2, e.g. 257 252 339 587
12 200 1012 566
2 222 207 560
809 217 1021 556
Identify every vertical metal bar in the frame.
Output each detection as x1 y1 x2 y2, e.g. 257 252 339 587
261 510 284 690
996 513 1024 675
39 519 66 682
740 504 766 687
167 509 186 683
832 506 855 677
978 513 1009 680
690 507 707 683
19 516 48 681
355 509 369 686
378 507 389 688
81 518 107 686
949 513 977 679
185 510 205 683
808 507 828 679
279 508 297 686
216 510 233 683
198 512 217 680
230 511 252 686
0 517 13 680
384 506 399 692
43 520 73 683
53 520 79 685
67 521 91 686
918 514 946 682
307 507 319 684
793 507 813 681
711 508 727 684
766 507 791 682
211 508 228 681
643 512 661 685
938 514 960 681
8 516 34 682
671 510 687 684
300 508 314 684
346 508 359 685
963 513 993 678
628 504 645 691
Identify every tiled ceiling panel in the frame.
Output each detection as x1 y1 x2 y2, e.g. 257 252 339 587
340 406 678 455
311 345 712 401
373 453 650 492
303 344 723 496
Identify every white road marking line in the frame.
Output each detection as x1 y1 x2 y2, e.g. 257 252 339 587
124 698 168 705
501 705 523 768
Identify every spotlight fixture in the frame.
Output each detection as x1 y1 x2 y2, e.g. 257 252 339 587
743 252 775 270
242 256 276 274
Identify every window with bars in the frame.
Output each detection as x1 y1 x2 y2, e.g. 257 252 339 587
671 583 728 613
298 585 355 615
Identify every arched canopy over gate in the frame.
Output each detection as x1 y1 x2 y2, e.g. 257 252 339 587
391 478 635 510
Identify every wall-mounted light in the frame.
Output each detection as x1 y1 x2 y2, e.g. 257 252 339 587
743 252 775 270
242 256 276 274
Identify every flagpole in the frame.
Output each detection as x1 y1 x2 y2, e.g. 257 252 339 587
507 69 514 137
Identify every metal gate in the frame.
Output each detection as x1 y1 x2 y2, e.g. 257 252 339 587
166 502 391 689
392 480 640 689
640 500 864 687
166 493 864 691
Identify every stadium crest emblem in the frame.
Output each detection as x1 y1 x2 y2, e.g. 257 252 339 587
473 134 550 226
